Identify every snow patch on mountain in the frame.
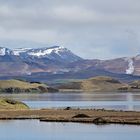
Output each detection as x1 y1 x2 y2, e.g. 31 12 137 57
0 47 13 56
125 58 134 74
27 46 67 57
0 46 82 64
13 48 32 55
0 48 6 56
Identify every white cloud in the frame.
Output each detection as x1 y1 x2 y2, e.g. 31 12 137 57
0 0 140 59
51 6 99 23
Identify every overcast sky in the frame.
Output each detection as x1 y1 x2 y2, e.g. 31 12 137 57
0 0 140 59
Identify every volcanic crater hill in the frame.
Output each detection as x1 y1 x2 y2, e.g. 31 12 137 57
0 79 58 93
56 76 128 92
57 76 140 92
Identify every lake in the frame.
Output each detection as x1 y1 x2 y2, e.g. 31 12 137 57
0 120 140 140
0 92 140 139
0 92 140 110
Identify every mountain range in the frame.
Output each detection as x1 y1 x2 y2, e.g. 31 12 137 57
0 46 82 76
0 45 140 83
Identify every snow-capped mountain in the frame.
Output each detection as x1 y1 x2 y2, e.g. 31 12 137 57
0 46 82 76
13 46 82 62
13 48 32 55
25 46 68 57
0 47 13 56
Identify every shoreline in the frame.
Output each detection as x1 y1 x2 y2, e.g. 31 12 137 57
0 108 140 125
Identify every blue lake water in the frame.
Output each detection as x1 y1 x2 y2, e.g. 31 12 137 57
0 120 140 140
0 92 140 139
0 92 140 110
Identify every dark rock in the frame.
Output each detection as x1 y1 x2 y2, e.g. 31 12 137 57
2 87 22 93
64 107 71 110
106 79 121 84
93 117 108 124
47 87 59 92
4 99 17 105
72 114 90 118
38 86 48 92
118 87 128 91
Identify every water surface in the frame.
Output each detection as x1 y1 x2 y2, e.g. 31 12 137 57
0 92 140 139
0 92 140 111
0 120 140 140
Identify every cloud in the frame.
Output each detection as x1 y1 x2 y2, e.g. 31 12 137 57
0 0 140 59
51 6 99 23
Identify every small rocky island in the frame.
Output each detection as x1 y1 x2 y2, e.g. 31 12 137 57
0 79 58 93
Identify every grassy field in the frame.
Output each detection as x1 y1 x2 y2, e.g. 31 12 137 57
58 76 129 92
0 98 29 109
0 79 46 89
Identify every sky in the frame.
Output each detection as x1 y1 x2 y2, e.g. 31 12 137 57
0 0 140 59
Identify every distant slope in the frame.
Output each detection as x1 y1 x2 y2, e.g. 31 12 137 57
19 67 140 84
67 57 140 76
57 76 128 92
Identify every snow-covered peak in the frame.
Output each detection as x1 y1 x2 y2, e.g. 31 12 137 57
13 46 68 57
23 46 82 62
13 48 32 55
0 46 82 62
0 47 13 56
27 46 67 57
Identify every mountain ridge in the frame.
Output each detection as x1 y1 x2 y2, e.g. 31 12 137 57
0 46 82 62
0 45 140 80
0 46 82 76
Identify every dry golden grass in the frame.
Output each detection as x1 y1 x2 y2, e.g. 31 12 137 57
0 109 139 125
81 76 128 91
0 98 29 109
59 76 129 92
0 80 46 89
81 76 124 91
